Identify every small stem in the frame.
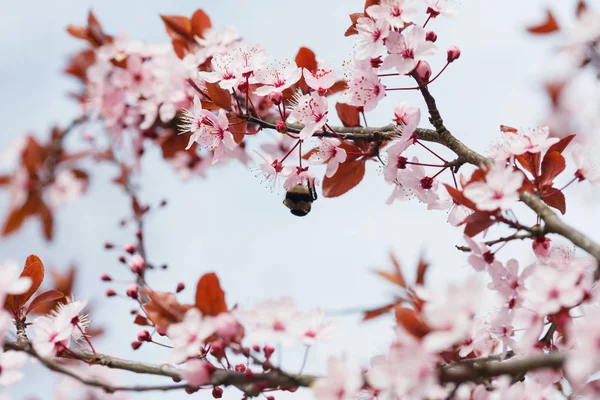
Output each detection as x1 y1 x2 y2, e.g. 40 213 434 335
415 139 447 162
77 324 96 355
280 140 301 163
423 14 433 28
298 345 311 374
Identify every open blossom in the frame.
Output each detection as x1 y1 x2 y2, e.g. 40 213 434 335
463 235 501 272
283 167 319 192
46 170 87 209
303 65 337 95
340 58 386 112
312 356 363 400
198 53 241 91
252 61 302 96
289 308 337 346
187 109 237 165
566 306 600 389
487 259 532 305
463 164 523 211
367 0 418 29
502 126 559 155
51 298 90 342
287 93 328 140
572 143 600 186
425 0 458 18
0 261 32 305
0 351 28 386
381 26 437 75
308 138 347 178
168 151 210 182
32 316 73 358
181 360 214 386
428 194 471 226
388 157 439 205
181 95 206 141
458 318 498 358
393 101 420 135
167 308 217 364
524 264 587 316
235 297 299 345
354 17 389 60
253 151 294 191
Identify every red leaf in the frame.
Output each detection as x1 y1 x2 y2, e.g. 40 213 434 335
160 15 192 41
2 194 41 239
539 151 566 187
527 10 560 35
415 258 429 286
132 196 149 219
172 39 189 59
191 9 212 39
364 0 381 13
363 303 396 321
500 125 518 133
547 134 576 155
516 152 541 177
395 307 430 338
0 175 11 185
37 199 53 241
5 255 45 316
143 291 192 330
336 103 361 127
295 47 317 72
541 187 566 214
195 273 228 316
344 13 364 37
443 184 477 211
134 315 152 326
205 81 232 111
463 213 496 237
26 290 64 315
545 81 566 107
322 159 366 198
326 80 348 97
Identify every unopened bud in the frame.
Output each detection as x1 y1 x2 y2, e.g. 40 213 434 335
124 243 136 254
118 255 126 264
533 237 552 259
131 341 142 350
212 387 223 398
100 273 112 282
263 345 275 359
126 284 139 300
176 282 185 293
234 364 246 373
135 229 143 240
275 120 288 134
104 242 114 250
137 329 152 342
425 31 437 42
447 46 461 63
269 91 283 105
415 61 432 83
128 255 145 275
106 289 117 297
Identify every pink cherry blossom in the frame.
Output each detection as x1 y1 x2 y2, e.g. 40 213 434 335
303 65 337 95
524 264 586 316
354 17 389 60
283 167 319 192
128 255 145 274
168 151 210 182
428 195 471 226
0 261 32 306
0 351 28 386
566 306 600 389
55 365 128 400
502 126 559 155
289 308 337 346
181 96 206 144
194 109 237 164
425 0 458 18
253 151 294 192
312 356 363 400
252 61 302 96
231 45 267 78
198 53 242 92
487 259 532 305
383 132 418 183
181 360 214 386
572 143 600 186
51 298 90 343
46 170 87 209
393 101 421 135
287 93 329 140
167 308 217 364
340 58 386 112
387 157 440 205
367 0 418 29
308 138 347 178
463 235 501 272
463 164 523 211
32 315 73 358
458 318 498 358
234 297 299 345
381 26 437 75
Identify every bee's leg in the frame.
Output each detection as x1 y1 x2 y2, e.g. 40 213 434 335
309 183 318 201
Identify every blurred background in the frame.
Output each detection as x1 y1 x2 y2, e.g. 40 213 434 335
1 0 598 398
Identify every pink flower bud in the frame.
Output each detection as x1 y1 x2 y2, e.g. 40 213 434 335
106 289 117 297
447 46 461 63
234 364 246 373
215 313 241 342
126 284 139 300
426 31 437 42
275 120 288 134
100 273 112 282
159 199 167 207
118 255 126 264
137 329 151 342
263 345 275 359
269 92 283 105
124 243 136 254
182 360 215 386
533 237 552 259
176 282 185 293
128 255 145 275
135 229 143 240
104 242 114 250
212 387 223 398
156 325 167 336
252 344 260 352
210 340 225 359
131 341 142 350
415 61 432 83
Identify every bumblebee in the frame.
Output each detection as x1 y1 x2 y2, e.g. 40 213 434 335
283 183 318 217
